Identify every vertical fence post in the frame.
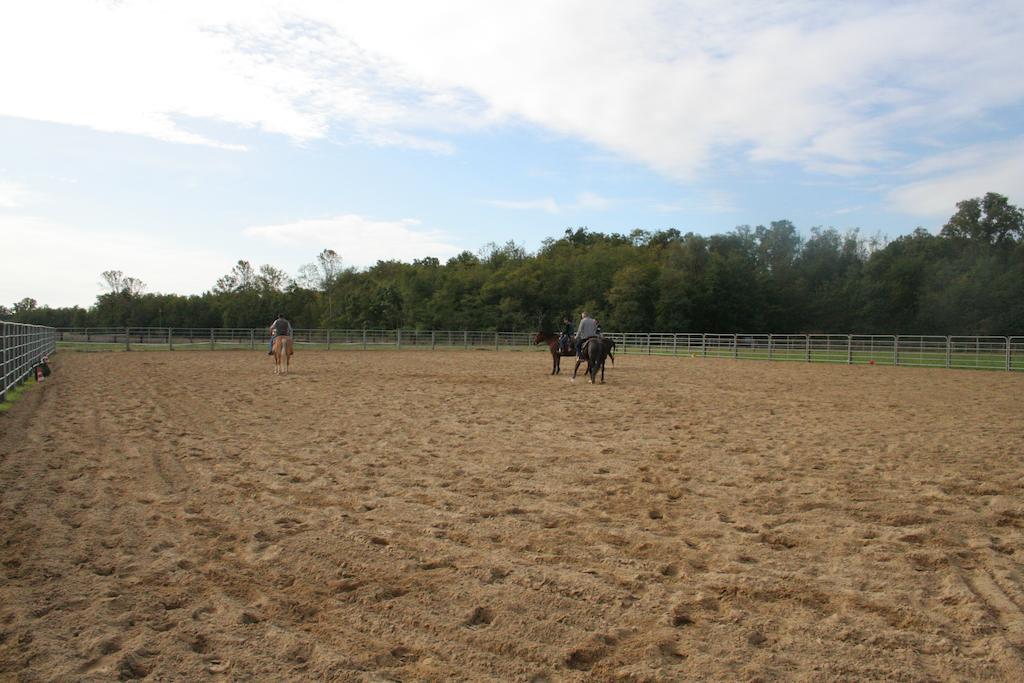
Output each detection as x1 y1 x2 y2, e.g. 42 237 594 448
804 335 810 362
734 334 739 359
673 334 678 356
362 329 367 350
894 336 900 367
168 327 173 351
210 328 214 351
464 330 468 350
647 334 652 355
125 327 130 351
1007 337 1012 372
495 331 499 351
847 335 852 365
326 329 331 351
768 334 773 361
397 329 401 350
431 331 436 351
945 336 951 369
1 323 7 403
701 333 707 358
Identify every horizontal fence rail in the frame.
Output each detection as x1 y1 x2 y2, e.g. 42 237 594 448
54 327 539 352
53 327 1022 372
2 322 57 402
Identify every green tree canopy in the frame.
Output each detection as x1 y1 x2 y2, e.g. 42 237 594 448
8 193 1023 335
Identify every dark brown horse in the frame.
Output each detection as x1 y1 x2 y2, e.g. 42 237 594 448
572 337 616 384
533 331 576 375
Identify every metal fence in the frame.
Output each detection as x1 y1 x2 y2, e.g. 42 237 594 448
55 327 535 352
53 327 1023 372
607 333 1022 371
1 322 57 402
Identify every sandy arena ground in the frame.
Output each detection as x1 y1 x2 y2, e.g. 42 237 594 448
1 349 1023 681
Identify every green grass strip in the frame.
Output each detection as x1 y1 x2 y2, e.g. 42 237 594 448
0 377 37 413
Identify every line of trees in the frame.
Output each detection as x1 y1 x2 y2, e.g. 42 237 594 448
5 193 1023 335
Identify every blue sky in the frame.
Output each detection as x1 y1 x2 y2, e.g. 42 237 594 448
2 0 1023 308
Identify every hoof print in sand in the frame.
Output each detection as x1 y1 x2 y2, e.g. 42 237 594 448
565 646 604 671
670 607 693 627
463 606 494 628
657 640 686 662
117 649 155 680
190 633 209 654
659 564 680 577
564 633 617 671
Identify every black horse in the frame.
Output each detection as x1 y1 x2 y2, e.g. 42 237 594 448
572 337 616 384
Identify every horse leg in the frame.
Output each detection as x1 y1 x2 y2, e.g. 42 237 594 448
588 346 599 384
572 358 583 381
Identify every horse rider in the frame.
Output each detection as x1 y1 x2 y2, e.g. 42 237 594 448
268 313 294 355
559 316 574 354
575 311 600 358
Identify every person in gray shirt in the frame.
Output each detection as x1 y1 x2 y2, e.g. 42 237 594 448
268 314 293 355
575 311 600 358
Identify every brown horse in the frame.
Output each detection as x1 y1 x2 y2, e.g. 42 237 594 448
272 335 294 375
533 331 576 375
535 331 615 376
572 337 616 384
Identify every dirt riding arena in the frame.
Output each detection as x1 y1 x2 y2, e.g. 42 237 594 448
1 350 1023 681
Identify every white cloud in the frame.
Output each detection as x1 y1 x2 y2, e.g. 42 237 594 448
887 141 1024 217
242 214 463 265
2 0 1022 183
484 197 560 213
0 180 34 208
653 190 738 214
575 192 612 211
484 192 613 214
0 1 479 151
313 0 1024 179
1 216 230 308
